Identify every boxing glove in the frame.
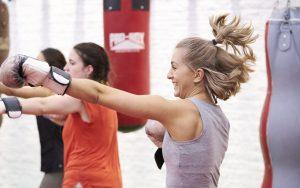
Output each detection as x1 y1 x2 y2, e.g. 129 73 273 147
0 55 71 95
145 120 165 148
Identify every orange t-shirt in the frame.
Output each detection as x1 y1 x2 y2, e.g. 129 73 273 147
62 101 122 188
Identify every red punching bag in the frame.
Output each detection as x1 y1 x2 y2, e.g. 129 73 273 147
103 0 150 131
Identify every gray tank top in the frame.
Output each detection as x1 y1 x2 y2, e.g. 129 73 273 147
162 98 230 188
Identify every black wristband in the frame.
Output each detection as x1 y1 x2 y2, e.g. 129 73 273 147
50 66 71 95
1 97 22 118
212 39 218 45
50 66 71 86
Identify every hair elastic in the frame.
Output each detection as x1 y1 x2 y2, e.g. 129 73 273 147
212 39 218 45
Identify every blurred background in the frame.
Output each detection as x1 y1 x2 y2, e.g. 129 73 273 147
0 0 292 187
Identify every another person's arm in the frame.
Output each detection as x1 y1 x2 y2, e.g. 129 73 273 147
0 95 83 121
20 95 81 115
43 114 67 126
0 82 53 98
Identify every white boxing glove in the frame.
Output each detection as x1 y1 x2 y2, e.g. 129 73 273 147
0 55 27 88
0 55 71 95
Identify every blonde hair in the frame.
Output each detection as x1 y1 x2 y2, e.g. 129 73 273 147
176 14 258 103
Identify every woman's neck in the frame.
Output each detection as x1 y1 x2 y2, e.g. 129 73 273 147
186 87 214 105
192 92 214 104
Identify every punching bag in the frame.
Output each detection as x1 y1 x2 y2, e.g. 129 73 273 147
0 0 9 63
260 4 300 188
103 0 150 131
0 0 9 127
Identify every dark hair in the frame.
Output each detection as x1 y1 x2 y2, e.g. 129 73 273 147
73 42 110 84
41 48 66 70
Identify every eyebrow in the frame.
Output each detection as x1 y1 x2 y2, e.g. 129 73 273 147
171 61 177 65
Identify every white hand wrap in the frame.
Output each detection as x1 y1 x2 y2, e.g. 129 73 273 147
0 97 22 118
43 66 71 95
22 58 71 95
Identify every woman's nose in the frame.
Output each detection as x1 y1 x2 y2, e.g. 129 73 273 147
63 65 68 71
167 69 173 79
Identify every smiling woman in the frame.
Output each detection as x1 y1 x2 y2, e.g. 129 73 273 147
0 14 257 188
168 48 200 99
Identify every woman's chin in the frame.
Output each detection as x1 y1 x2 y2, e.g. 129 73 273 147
174 92 182 98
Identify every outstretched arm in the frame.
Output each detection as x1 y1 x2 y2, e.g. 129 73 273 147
0 55 189 129
0 95 82 116
66 78 182 125
0 83 53 98
44 114 67 126
65 80 202 141
20 95 81 115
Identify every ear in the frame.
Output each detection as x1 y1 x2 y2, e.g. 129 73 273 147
194 68 205 83
84 65 94 77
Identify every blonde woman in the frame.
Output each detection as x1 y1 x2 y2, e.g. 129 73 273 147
0 14 257 187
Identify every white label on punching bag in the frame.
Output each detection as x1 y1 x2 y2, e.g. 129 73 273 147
109 32 145 53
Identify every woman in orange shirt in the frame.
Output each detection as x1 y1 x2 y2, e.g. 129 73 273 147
0 42 122 188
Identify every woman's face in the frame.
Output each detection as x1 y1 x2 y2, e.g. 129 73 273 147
64 49 93 79
167 48 197 99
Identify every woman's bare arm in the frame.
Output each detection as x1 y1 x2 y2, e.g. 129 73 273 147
66 79 187 126
0 83 53 98
43 114 67 126
20 95 82 116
